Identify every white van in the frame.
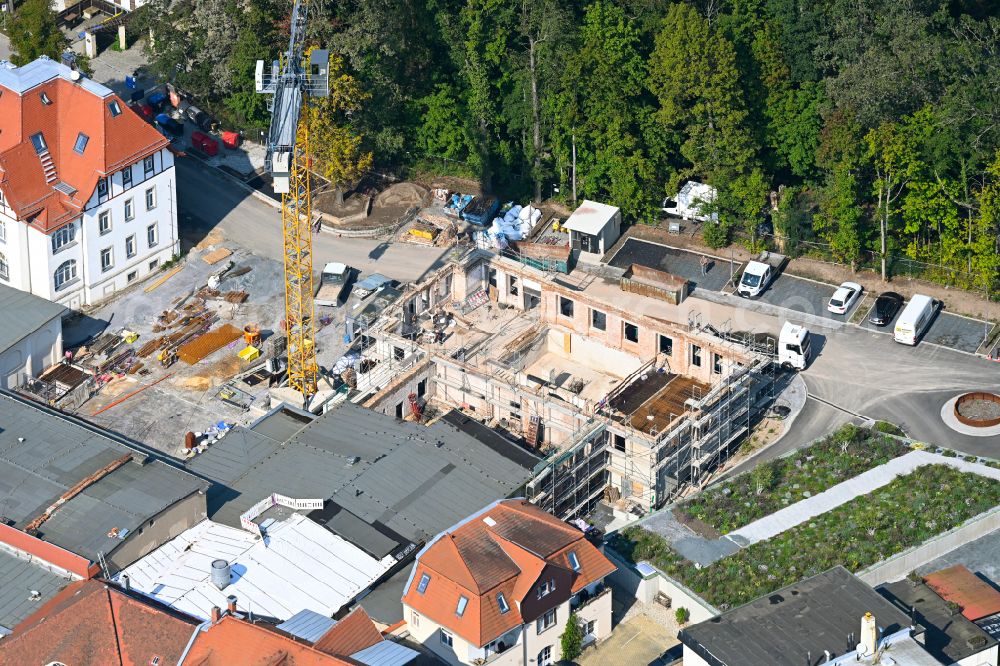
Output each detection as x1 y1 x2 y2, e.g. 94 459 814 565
894 294 938 345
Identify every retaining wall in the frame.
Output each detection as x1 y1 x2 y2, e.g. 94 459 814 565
603 546 718 624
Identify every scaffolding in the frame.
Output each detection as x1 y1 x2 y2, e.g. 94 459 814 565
527 420 609 520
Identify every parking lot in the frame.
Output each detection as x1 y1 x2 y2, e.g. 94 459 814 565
859 299 992 354
747 273 865 322
607 238 735 293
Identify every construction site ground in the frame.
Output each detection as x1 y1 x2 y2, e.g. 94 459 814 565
61 241 354 455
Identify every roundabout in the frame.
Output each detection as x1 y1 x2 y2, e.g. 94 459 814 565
941 391 1000 437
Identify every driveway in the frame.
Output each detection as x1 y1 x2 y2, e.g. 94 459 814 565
753 274 865 322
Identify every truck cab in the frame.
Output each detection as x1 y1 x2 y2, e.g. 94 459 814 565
315 262 350 307
778 322 811 370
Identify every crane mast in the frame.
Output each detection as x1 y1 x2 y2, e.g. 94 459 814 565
256 0 329 398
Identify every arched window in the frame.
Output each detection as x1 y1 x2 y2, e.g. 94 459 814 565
54 259 76 291
0 252 7 281
51 223 76 253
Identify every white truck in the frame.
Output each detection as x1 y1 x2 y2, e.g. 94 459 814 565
315 262 350 307
778 322 811 370
737 251 786 298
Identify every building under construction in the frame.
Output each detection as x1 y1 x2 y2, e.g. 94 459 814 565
335 242 778 521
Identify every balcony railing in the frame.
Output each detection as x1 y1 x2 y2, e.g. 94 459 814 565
570 583 610 613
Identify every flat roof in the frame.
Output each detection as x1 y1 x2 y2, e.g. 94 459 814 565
0 391 208 560
0 285 65 353
0 547 73 633
679 566 913 666
924 565 1000 622
186 403 538 545
880 579 997 663
116 514 394 622
563 200 619 235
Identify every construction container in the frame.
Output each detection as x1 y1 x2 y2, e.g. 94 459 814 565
461 195 500 226
221 131 240 149
191 131 219 156
238 346 260 362
243 324 261 346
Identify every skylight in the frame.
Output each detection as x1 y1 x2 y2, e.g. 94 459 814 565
417 572 430 594
497 592 510 614
73 133 89 155
40 92 52 105
456 596 468 617
108 100 122 117
30 132 47 154
568 551 581 572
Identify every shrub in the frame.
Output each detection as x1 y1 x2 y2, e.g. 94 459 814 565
942 449 958 458
675 607 690 625
702 222 729 249
873 421 905 437
560 612 584 661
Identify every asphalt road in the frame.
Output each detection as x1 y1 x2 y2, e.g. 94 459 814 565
175 157 451 283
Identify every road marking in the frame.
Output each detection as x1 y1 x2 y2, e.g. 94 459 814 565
620 630 643 648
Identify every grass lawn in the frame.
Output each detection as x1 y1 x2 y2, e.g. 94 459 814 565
613 464 1000 611
679 424 909 534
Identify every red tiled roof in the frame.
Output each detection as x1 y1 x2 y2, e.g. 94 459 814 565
313 607 383 657
0 579 200 666
0 69 167 234
402 500 616 648
924 565 1000 621
185 615 353 666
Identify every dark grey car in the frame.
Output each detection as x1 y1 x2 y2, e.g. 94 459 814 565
869 291 904 326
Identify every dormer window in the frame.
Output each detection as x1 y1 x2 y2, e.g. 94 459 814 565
97 177 108 198
497 592 510 614
417 572 431 594
40 92 52 105
456 595 468 617
537 578 555 599
568 551 581 572
74 133 89 155
109 100 122 117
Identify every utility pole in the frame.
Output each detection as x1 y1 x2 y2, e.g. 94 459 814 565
571 131 577 206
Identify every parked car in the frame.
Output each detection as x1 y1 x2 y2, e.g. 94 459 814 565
827 281 863 314
868 291 904 326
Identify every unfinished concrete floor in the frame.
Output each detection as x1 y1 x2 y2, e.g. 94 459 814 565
63 241 352 455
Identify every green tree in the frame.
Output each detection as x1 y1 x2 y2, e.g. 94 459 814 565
865 121 919 280
416 84 477 167
223 2 278 127
648 3 757 183
8 0 68 66
560 611 584 661
815 111 867 270
302 53 374 205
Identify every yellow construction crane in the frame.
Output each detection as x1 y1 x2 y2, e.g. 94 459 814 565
256 1 329 398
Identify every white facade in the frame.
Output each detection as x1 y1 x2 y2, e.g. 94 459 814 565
404 582 612 666
0 148 178 309
0 317 63 389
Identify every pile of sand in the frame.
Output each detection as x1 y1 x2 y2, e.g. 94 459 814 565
374 182 428 208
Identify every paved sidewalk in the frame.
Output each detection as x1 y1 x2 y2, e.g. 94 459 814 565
728 450 1000 546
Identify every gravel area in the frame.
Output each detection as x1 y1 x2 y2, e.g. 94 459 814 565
958 397 1000 421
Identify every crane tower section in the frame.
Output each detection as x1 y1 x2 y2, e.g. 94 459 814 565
255 0 329 397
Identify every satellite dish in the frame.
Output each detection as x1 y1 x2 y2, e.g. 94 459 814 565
69 70 81 82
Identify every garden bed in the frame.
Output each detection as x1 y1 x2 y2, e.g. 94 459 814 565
613 464 1000 610
679 425 909 534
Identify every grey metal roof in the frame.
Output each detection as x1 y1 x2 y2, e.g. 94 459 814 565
679 567 914 666
351 639 420 666
189 403 539 545
0 547 73 632
0 391 208 560
275 609 337 643
0 285 65 353
0 56 113 98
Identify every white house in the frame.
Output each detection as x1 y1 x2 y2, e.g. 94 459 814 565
0 283 65 389
402 499 616 666
0 56 179 310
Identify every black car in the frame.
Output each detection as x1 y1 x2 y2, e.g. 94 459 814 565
869 291 904 326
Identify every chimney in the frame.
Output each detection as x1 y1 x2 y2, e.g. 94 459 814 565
121 574 130 592
211 606 221 624
860 612 877 656
227 595 237 614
